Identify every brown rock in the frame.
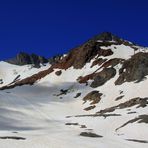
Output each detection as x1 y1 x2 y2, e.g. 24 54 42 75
83 91 102 105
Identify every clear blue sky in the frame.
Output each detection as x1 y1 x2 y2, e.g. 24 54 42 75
0 0 148 60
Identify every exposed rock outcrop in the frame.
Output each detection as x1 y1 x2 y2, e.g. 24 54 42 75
90 68 116 88
78 67 116 87
53 32 128 69
6 52 48 68
83 91 102 105
115 52 148 85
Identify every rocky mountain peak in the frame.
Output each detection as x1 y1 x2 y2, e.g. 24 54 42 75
54 32 133 69
93 32 119 42
6 52 48 68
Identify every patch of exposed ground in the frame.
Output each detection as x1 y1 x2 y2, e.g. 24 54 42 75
84 105 96 111
80 132 103 138
126 139 148 143
65 123 87 128
0 136 26 140
115 95 124 101
74 93 81 98
75 113 121 118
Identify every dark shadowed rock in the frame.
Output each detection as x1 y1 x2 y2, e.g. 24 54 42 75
6 52 48 68
80 132 103 138
115 52 148 85
0 136 26 140
91 68 116 88
74 93 81 98
55 70 62 76
126 139 148 143
65 123 79 126
115 95 124 101
84 105 96 111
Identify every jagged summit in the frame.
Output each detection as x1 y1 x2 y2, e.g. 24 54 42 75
6 52 48 68
93 32 120 42
89 32 134 46
53 32 137 69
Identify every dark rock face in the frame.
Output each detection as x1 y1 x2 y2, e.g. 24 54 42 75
93 32 120 42
115 52 148 85
83 91 102 105
55 70 62 76
93 32 135 46
91 68 116 88
74 93 81 98
80 132 103 138
6 52 48 68
0 136 26 140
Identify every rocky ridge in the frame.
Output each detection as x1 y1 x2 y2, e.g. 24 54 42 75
1 32 148 90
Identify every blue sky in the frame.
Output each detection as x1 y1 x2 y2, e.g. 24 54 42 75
0 0 148 60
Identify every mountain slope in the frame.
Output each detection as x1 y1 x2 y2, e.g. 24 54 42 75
0 32 148 148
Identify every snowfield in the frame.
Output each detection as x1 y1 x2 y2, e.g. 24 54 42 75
0 43 148 148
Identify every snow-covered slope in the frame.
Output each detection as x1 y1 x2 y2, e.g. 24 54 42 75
0 61 50 87
0 32 148 148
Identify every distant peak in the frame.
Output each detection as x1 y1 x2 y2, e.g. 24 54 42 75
6 52 48 68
